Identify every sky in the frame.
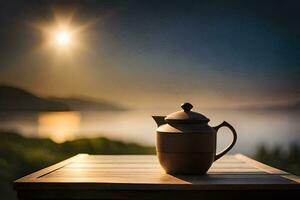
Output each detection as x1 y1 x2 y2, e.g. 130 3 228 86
0 0 299 109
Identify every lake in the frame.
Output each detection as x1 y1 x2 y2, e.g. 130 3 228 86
0 108 299 155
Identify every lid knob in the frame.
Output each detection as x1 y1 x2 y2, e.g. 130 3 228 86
181 102 193 113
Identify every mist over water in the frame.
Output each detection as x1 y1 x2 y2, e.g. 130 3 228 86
0 108 299 155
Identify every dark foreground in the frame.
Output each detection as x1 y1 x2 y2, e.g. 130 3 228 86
1 131 300 200
0 131 155 200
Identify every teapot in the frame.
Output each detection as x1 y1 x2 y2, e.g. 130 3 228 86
152 102 237 174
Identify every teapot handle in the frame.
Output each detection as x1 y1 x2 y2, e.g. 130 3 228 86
213 121 237 161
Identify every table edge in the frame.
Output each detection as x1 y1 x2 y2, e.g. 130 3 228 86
13 154 300 191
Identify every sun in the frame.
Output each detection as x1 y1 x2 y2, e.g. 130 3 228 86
35 18 78 51
47 25 76 51
55 30 72 47
32 11 97 54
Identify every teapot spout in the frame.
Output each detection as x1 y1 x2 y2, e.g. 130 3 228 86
152 116 167 127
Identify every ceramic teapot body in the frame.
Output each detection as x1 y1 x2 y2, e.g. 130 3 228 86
153 103 237 174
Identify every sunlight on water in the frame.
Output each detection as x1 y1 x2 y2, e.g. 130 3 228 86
38 112 81 143
0 109 299 154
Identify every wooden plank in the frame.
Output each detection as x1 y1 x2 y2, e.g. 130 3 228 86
42 169 264 179
282 174 300 184
235 154 288 174
35 174 295 184
15 154 89 182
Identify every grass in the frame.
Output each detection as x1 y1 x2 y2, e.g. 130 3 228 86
0 130 155 200
255 144 300 176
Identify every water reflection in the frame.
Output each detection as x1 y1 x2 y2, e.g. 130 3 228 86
0 109 299 155
38 112 81 143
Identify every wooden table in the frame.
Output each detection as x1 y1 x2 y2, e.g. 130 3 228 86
14 154 300 199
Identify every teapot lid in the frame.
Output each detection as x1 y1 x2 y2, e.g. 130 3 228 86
165 102 209 123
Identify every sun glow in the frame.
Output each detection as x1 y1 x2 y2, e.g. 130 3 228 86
38 112 81 143
48 25 76 51
33 12 94 53
54 30 72 47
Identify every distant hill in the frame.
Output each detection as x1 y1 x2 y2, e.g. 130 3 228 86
0 85 126 112
237 100 300 111
0 85 70 111
50 97 126 111
266 101 300 110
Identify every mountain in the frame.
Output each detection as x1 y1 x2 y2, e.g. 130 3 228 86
236 101 300 111
267 101 300 110
0 85 70 111
50 97 126 111
0 85 126 112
